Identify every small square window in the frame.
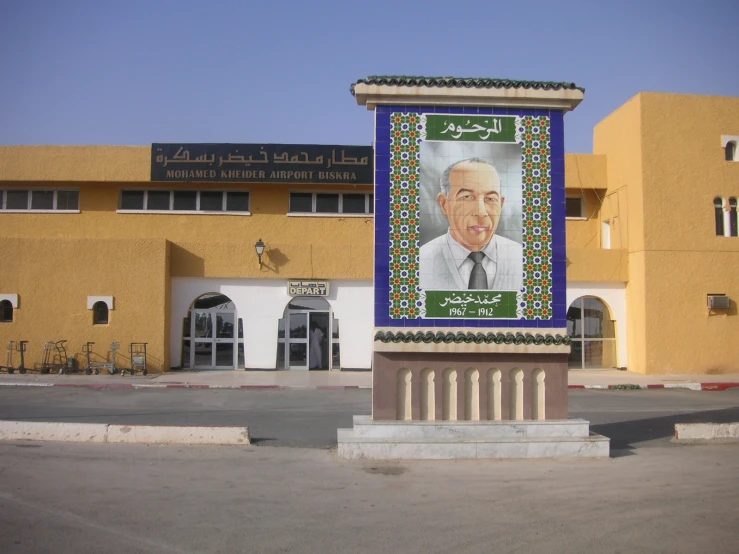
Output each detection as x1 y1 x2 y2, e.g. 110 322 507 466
173 191 197 211
31 191 54 210
566 197 584 218
226 192 250 212
57 190 79 210
342 194 365 214
121 191 144 210
6 190 29 210
316 193 339 213
289 193 312 212
200 191 223 211
147 191 170 210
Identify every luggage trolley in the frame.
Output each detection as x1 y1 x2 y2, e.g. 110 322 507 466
40 340 68 374
83 341 119 375
122 343 148 376
1 341 28 374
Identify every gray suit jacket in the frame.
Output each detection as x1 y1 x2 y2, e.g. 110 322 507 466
419 233 523 291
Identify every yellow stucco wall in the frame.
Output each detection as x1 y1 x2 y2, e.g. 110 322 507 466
593 94 647 372
0 180 374 280
0 146 150 182
636 93 739 373
565 189 604 249
565 153 607 190
593 93 739 374
0 237 170 372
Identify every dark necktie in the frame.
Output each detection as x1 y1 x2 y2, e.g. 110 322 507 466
468 252 487 289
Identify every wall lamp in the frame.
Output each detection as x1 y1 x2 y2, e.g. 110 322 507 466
255 239 265 266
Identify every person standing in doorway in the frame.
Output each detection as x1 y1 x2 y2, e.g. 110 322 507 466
309 320 324 369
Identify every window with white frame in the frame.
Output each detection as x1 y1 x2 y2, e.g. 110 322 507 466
119 190 250 213
288 192 374 215
0 300 13 322
724 138 738 162
714 197 725 236
715 196 738 237
1 189 79 211
565 196 585 218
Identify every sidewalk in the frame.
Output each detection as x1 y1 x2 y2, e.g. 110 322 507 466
0 369 738 391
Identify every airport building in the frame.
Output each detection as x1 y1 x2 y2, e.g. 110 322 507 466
1 83 737 375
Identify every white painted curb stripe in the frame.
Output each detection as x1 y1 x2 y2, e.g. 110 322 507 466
675 422 739 441
0 421 250 445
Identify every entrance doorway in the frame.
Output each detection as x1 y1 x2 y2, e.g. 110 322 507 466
277 297 339 370
566 296 617 369
181 293 244 370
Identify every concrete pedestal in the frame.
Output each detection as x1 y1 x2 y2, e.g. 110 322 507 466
337 415 609 460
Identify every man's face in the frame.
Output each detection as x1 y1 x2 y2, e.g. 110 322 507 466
438 161 504 252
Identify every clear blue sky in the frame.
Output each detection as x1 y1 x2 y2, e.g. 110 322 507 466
1 0 737 153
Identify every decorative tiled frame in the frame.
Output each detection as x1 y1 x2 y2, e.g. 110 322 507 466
387 112 553 321
373 106 567 330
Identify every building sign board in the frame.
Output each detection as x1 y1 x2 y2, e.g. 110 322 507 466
288 280 329 297
151 144 373 185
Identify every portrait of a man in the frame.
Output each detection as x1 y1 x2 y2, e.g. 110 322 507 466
419 152 523 292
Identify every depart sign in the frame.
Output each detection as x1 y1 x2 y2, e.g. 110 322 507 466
288 280 329 297
151 144 373 185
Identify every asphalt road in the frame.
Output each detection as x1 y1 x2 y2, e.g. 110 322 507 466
0 387 738 450
1 439 737 553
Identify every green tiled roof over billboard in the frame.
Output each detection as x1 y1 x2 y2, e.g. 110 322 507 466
351 76 584 96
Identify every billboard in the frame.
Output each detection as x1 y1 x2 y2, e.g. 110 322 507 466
376 110 565 326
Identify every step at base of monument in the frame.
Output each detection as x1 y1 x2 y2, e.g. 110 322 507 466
337 416 610 460
351 415 591 439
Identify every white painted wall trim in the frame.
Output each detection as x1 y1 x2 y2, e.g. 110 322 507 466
170 278 373 370
567 282 627 369
0 294 19 308
87 296 114 310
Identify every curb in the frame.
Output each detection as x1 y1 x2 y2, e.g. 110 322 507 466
0 420 250 445
0 382 737 392
0 382 373 391
674 422 739 442
568 383 739 391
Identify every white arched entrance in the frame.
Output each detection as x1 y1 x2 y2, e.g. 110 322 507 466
181 293 244 370
276 297 339 370
566 295 617 370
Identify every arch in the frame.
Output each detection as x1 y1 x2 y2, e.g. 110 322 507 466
277 296 336 370
487 369 502 420
92 301 109 325
464 369 480 421
567 295 617 370
715 197 725 236
183 292 241 369
531 368 546 420
509 368 524 421
729 198 738 237
725 141 737 162
0 300 13 323
442 368 457 421
420 368 435 421
396 368 412 421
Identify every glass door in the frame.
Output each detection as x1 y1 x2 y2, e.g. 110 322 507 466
191 309 236 369
192 309 214 368
287 312 309 370
214 311 235 369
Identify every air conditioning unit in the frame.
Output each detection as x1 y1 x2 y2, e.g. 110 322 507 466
707 294 730 310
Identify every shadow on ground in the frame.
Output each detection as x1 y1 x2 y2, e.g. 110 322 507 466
590 406 739 456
